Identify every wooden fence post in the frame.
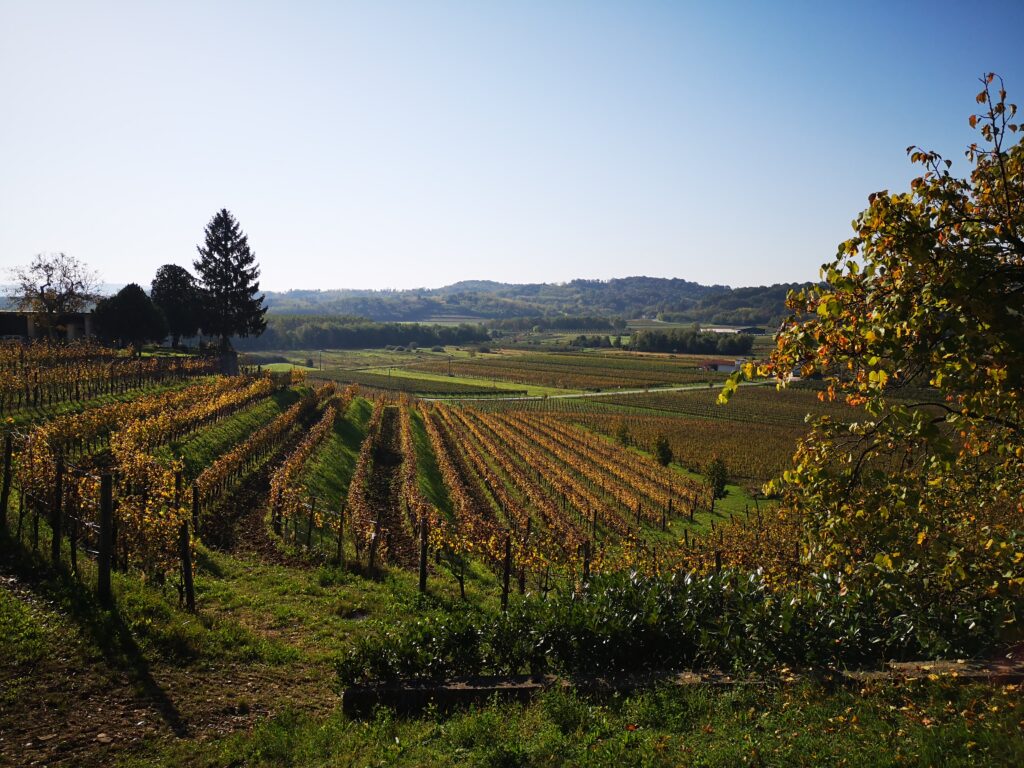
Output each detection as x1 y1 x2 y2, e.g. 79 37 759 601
68 490 78 576
336 503 345 566
418 514 428 594
179 522 195 613
271 488 281 536
32 493 39 551
15 485 24 539
501 535 512 612
367 521 380 575
306 498 316 549
0 434 11 533
51 456 64 565
98 475 113 607
191 485 200 535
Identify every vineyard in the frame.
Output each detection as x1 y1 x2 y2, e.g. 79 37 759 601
410 350 729 390
596 384 858 425
0 342 809 609
467 386 844 486
2 342 1020 765
1 338 880 610
0 340 217 417
310 367 528 396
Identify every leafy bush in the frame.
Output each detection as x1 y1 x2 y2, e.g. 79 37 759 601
336 569 1019 686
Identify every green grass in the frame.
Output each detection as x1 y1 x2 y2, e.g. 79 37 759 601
261 362 314 372
162 387 302 479
301 397 374 510
193 548 497 664
409 406 453 519
0 528 298 670
118 678 1024 767
283 396 373 555
363 365 580 397
252 347 455 371
0 587 51 668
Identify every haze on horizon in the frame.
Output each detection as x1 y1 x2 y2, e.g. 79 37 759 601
2 1 1022 292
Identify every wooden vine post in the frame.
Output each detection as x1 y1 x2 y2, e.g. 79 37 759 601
367 522 380 575
51 456 64 565
98 474 113 607
179 522 195 613
176 471 195 613
418 514 428 594
501 535 512 612
336 502 345 566
271 486 282 537
306 497 316 549
68 476 78 576
0 434 11 532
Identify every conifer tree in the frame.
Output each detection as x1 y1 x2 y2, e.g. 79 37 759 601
193 209 267 349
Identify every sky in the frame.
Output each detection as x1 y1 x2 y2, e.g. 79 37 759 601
1 1 1022 292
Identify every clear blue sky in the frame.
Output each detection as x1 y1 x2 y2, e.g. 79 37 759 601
1 1 1021 291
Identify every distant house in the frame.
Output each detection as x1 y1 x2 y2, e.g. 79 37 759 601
0 310 95 341
737 326 767 335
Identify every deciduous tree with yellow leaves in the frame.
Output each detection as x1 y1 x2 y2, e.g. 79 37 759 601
723 74 1023 644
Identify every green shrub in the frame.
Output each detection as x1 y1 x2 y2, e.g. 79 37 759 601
336 569 1018 686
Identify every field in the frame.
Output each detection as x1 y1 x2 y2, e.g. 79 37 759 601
310 368 530 397
256 347 734 397
409 350 731 391
1 341 1018 766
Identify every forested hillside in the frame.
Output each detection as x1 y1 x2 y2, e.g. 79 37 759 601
264 277 812 325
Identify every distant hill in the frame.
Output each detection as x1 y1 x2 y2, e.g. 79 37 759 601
263 276 810 326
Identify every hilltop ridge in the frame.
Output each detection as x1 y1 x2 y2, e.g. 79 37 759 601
263 276 809 326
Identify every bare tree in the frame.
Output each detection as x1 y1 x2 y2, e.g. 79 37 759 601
6 253 101 339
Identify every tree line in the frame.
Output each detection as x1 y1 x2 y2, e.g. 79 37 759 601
6 209 267 351
261 277 808 324
487 315 626 333
232 315 489 351
629 328 755 356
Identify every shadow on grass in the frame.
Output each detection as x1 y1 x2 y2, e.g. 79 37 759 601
195 546 225 577
0 530 189 737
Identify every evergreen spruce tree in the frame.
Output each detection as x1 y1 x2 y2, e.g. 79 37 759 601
193 209 267 349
